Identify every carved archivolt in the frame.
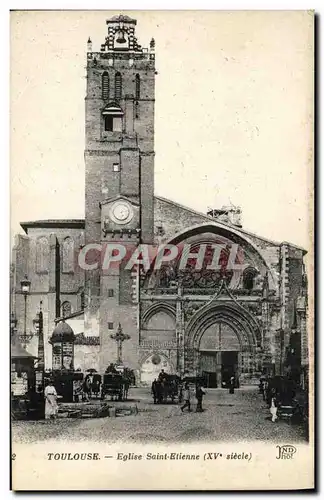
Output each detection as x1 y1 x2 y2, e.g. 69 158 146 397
186 302 262 352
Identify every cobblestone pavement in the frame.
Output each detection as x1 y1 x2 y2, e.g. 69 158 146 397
12 386 308 444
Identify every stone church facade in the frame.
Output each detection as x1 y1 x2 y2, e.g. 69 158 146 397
11 15 308 387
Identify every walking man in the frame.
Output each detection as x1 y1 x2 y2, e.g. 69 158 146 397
181 383 191 413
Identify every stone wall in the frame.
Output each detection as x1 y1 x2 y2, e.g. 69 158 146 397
11 224 85 368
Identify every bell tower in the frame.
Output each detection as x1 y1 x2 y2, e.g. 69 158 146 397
85 14 155 245
84 15 155 371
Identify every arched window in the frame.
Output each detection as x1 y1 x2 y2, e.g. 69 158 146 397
61 301 72 318
102 72 109 100
102 103 123 132
36 237 49 273
62 237 74 273
115 72 122 100
243 267 258 291
135 74 140 100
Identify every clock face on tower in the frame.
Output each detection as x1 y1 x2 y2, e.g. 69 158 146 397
109 201 134 225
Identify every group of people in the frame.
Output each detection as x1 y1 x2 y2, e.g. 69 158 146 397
150 370 207 412
151 370 240 412
38 372 284 424
180 381 206 413
151 370 176 404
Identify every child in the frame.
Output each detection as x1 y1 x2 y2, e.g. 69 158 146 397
181 383 191 413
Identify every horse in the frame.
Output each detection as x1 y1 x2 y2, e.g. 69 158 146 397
83 374 93 400
91 375 101 399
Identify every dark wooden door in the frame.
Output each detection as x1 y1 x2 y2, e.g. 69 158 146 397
200 352 221 388
221 351 238 387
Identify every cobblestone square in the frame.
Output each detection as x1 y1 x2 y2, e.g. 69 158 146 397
12 387 307 444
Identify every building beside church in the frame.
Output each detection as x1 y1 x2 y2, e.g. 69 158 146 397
10 15 308 388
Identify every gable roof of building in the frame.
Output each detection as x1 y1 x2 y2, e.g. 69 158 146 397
20 219 85 233
154 195 307 253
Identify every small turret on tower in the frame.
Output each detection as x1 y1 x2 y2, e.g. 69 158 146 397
87 37 92 52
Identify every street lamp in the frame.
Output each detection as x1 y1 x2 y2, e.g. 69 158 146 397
19 275 32 348
33 301 45 390
21 275 31 294
33 301 44 366
110 323 130 365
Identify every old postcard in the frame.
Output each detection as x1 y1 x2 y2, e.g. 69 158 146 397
10 10 314 490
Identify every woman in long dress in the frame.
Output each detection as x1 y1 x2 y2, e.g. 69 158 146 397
270 392 278 423
44 381 58 420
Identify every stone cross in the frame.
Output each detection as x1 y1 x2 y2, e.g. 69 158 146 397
110 323 130 364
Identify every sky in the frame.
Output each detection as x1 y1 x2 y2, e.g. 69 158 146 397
10 10 313 249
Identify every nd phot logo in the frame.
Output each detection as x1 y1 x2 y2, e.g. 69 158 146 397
276 445 297 460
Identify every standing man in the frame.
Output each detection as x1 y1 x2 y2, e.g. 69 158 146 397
262 378 269 402
106 363 118 374
151 378 158 404
181 383 192 413
229 376 235 394
195 383 206 412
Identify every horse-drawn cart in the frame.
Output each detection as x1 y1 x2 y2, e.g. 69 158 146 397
101 373 129 401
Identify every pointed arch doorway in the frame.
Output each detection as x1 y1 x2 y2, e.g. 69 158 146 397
186 302 261 387
198 321 242 388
